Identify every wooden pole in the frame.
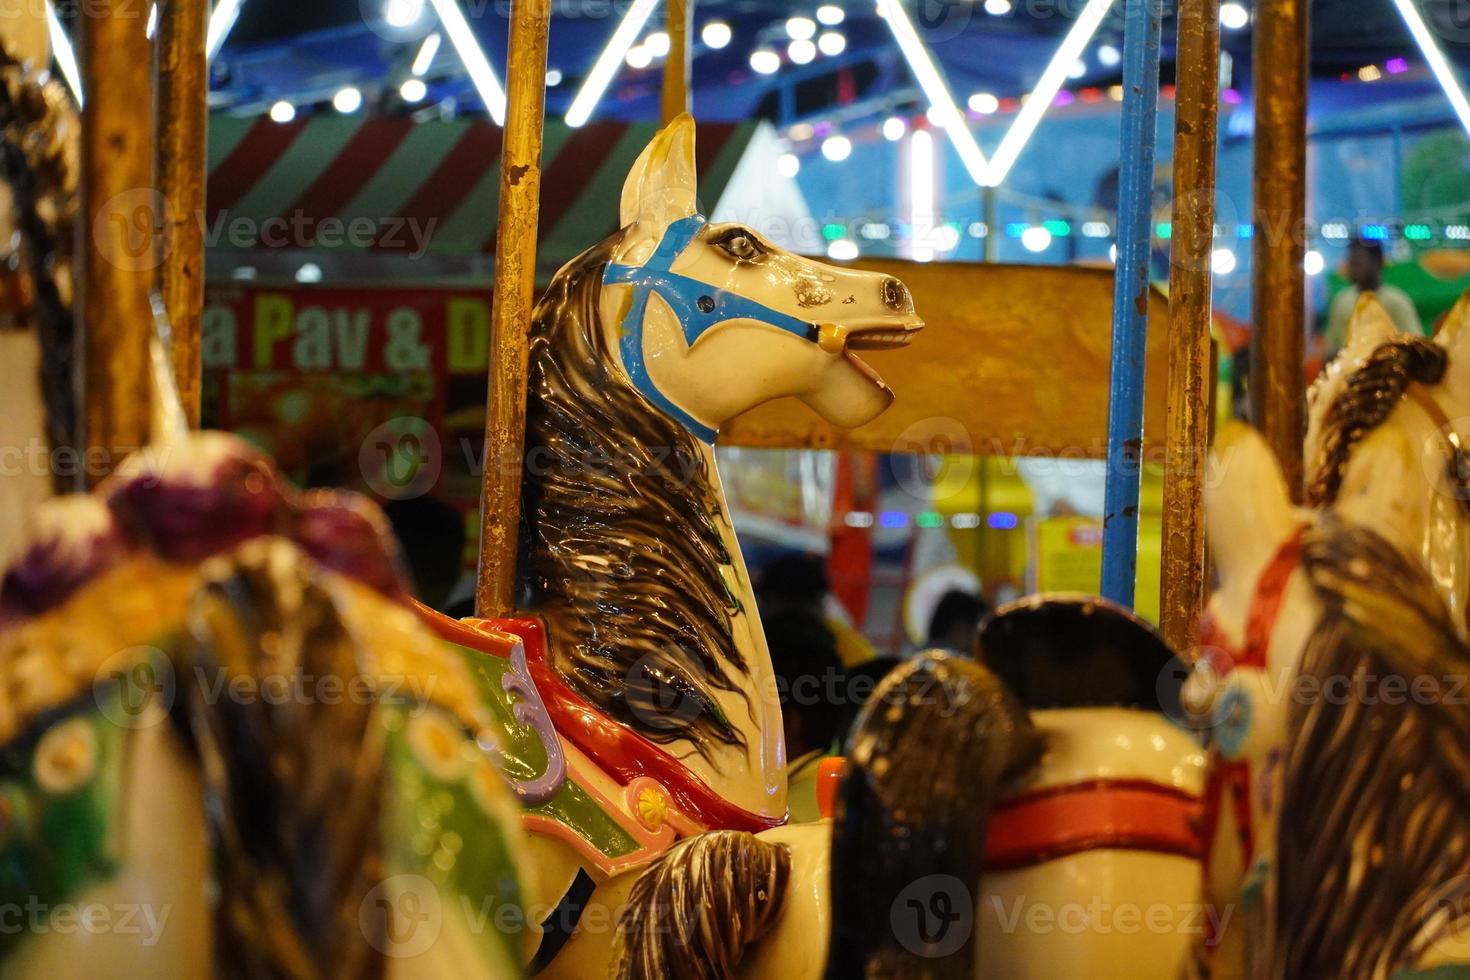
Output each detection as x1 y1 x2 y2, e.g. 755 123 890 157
1160 0 1221 653
1249 0 1308 500
156 0 208 428
475 0 551 616
79 0 156 482
660 0 691 124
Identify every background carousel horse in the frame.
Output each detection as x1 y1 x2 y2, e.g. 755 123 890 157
0 433 534 979
1188 423 1470 979
1304 290 1470 635
0 43 80 567
969 597 1210 979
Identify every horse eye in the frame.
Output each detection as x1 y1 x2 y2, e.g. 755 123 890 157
715 230 763 261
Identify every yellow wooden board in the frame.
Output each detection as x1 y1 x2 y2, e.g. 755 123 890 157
722 260 1171 459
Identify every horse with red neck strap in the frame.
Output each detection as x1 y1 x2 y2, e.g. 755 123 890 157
1187 422 1470 978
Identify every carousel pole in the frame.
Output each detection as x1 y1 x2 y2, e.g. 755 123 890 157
79 0 157 483
155 0 209 428
475 0 552 616
661 0 691 123
1249 0 1308 500
1099 0 1164 607
1160 0 1221 652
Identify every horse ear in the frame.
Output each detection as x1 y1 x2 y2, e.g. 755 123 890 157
1345 292 1397 351
1207 422 1298 585
1434 286 1470 352
619 113 698 236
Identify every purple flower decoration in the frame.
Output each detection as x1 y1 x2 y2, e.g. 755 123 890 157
104 433 291 564
292 491 410 600
0 497 129 629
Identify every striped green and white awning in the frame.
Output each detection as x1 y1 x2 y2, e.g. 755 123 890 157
206 115 758 275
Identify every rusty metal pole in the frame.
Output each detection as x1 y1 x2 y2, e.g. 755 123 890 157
476 0 551 616
156 0 208 427
1249 0 1308 500
661 0 691 123
1160 0 1221 653
155 0 207 425
79 0 156 481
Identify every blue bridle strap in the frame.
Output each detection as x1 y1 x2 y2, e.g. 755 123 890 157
603 215 819 444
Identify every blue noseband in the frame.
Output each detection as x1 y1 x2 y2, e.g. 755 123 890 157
603 215 820 443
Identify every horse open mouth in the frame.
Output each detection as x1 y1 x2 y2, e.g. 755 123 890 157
844 319 925 351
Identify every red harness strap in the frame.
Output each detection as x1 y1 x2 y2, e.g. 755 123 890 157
1196 525 1303 875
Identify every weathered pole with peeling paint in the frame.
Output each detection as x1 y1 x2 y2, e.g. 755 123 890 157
1249 0 1308 500
476 0 552 616
79 0 156 482
155 0 209 428
1160 0 1221 652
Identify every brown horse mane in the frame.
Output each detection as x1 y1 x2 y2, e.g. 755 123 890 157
515 233 749 760
1273 518 1470 977
1305 336 1448 508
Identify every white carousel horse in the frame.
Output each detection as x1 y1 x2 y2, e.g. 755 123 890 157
422 113 961 977
0 435 536 979
411 114 1207 978
1304 290 1470 635
1188 423 1470 978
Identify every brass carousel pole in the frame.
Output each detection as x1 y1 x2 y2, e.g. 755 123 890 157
1249 0 1308 500
155 0 208 428
1160 0 1221 653
476 0 552 616
79 0 157 482
661 0 691 123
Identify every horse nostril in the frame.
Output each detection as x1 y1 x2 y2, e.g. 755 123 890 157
881 277 908 311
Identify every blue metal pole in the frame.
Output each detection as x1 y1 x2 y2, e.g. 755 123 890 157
1100 0 1164 607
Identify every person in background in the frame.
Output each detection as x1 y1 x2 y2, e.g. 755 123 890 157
757 554 877 669
383 495 467 614
762 607 845 822
1324 235 1424 355
926 589 989 656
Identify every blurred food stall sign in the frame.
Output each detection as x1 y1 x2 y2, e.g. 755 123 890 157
201 285 493 504
1030 516 1104 595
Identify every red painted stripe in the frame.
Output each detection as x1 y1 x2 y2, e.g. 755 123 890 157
414 604 784 835
207 118 308 226
504 121 628 252
373 122 503 250
276 118 415 249
985 780 1204 871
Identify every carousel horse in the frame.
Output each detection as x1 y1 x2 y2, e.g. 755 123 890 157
410 113 992 978
1304 290 1470 634
1188 423 1470 979
397 112 1205 978
0 435 535 979
0 47 79 565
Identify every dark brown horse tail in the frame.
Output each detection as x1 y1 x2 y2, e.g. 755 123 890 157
612 831 791 980
177 539 387 980
826 652 1041 979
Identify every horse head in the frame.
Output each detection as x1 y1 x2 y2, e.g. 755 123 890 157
603 113 923 440
519 116 925 821
1305 292 1398 476
1309 288 1470 633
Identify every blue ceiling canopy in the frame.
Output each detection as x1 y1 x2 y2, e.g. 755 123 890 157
199 0 1469 122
